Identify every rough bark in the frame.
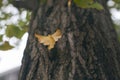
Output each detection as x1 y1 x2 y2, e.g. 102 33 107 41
18 0 120 80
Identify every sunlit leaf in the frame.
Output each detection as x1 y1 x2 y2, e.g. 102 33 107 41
74 0 94 8
18 20 26 27
26 12 31 21
18 20 28 32
73 0 103 10
0 41 14 50
35 29 62 50
90 2 104 10
6 25 26 39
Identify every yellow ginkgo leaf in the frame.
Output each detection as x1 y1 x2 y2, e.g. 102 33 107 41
52 29 62 41
35 29 62 50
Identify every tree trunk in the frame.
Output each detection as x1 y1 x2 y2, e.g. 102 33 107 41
18 0 120 80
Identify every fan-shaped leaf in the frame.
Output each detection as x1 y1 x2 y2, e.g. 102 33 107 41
35 29 62 50
0 41 14 50
74 0 93 8
6 25 26 39
90 2 103 10
73 0 103 10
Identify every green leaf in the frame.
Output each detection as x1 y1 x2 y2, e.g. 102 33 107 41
90 2 104 10
74 0 94 8
0 0 2 7
2 13 12 20
18 20 26 27
6 25 26 39
26 12 31 21
73 0 103 10
113 0 120 3
0 41 14 50
0 35 3 42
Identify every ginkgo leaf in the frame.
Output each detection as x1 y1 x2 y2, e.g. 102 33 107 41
89 2 103 10
73 0 103 10
52 29 62 41
6 25 26 39
74 0 94 8
35 29 62 50
0 41 14 50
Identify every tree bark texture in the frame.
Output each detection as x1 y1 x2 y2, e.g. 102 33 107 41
18 0 120 80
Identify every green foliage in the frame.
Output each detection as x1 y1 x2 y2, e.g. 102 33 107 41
0 13 12 20
108 0 120 9
0 0 31 50
73 0 93 8
73 0 103 10
0 35 3 42
0 0 2 7
5 24 27 39
0 41 14 50
113 0 120 3
89 2 104 10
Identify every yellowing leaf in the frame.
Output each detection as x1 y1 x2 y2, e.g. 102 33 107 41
52 29 62 41
35 29 62 50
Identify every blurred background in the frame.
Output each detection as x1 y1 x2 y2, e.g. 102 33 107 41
0 0 120 80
